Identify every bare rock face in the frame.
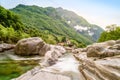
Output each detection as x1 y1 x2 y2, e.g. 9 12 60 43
74 54 120 80
72 48 82 54
15 37 45 56
86 40 120 58
0 48 2 52
39 44 51 56
87 46 104 57
104 40 116 46
109 44 120 50
42 45 66 66
101 49 120 58
15 37 66 66
74 45 120 80
0 43 15 52
116 39 120 44
14 67 71 80
88 40 116 48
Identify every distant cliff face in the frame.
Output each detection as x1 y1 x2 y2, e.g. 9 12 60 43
56 7 104 41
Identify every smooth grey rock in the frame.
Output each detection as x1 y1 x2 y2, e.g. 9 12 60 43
39 44 50 56
15 37 45 56
0 43 15 52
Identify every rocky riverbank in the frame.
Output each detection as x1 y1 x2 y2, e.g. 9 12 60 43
0 37 67 80
74 40 120 80
12 38 120 80
0 43 15 52
0 37 120 80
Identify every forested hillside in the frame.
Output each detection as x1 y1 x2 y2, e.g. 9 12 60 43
11 4 93 45
0 4 104 47
11 4 103 43
0 6 30 43
98 25 120 42
56 7 103 41
0 5 89 47
0 6 63 45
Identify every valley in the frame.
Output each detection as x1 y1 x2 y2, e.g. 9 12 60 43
0 2 120 80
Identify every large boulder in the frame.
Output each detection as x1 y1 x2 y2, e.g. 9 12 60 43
15 37 45 56
87 46 104 57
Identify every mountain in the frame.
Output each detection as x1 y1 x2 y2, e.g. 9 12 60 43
56 7 104 41
11 4 93 45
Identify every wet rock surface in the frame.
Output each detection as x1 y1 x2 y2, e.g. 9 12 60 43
13 40 120 80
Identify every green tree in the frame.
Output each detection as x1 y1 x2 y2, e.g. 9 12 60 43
98 25 120 42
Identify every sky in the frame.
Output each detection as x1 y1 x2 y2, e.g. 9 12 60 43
0 0 120 29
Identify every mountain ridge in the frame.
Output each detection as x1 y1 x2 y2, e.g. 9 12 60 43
10 4 103 46
56 7 104 41
11 4 93 44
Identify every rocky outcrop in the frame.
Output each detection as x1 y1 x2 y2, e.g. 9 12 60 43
15 37 45 56
43 45 66 66
74 53 120 80
86 45 104 57
72 48 87 54
13 40 120 80
109 44 120 50
116 39 120 44
0 43 15 52
14 37 66 66
39 44 50 56
86 40 120 57
72 40 120 80
13 54 79 80
90 40 116 48
13 66 71 80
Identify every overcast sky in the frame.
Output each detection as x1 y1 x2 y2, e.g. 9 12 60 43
0 0 120 29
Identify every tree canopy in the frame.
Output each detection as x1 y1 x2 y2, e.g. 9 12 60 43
98 25 120 42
